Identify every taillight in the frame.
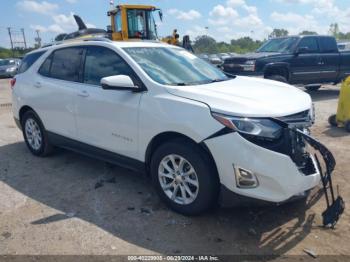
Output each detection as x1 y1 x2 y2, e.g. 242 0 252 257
10 78 16 89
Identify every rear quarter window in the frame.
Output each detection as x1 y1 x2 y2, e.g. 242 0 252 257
17 51 46 74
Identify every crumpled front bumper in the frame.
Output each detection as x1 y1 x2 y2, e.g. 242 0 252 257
205 127 344 227
205 131 321 203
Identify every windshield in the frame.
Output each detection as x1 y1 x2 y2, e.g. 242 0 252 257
124 47 229 86
127 9 158 40
338 44 345 50
257 37 299 53
0 59 15 66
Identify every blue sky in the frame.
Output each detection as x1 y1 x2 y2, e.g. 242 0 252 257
1 0 350 48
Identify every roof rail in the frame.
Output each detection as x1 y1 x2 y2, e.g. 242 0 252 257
82 37 112 42
40 36 112 49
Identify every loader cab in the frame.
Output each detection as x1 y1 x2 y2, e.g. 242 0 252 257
108 5 161 41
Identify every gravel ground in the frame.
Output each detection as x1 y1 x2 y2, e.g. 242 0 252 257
0 79 349 259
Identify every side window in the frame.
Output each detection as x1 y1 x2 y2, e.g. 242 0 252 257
319 37 338 53
83 46 135 86
298 37 319 53
115 12 122 32
17 51 45 74
50 47 84 82
38 54 53 77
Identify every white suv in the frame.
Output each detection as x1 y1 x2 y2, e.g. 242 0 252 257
12 39 322 215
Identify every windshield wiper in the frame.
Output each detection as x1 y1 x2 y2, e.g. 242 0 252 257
208 78 231 83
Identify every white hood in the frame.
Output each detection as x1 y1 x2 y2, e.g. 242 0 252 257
165 76 312 117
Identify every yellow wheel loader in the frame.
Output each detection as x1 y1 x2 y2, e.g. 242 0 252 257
328 77 350 132
56 4 194 52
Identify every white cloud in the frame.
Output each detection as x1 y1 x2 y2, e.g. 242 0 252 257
30 24 64 34
208 5 239 25
207 1 267 40
16 0 58 15
52 12 76 29
226 0 245 7
168 9 201 20
271 0 350 32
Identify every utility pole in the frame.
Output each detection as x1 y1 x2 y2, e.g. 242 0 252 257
35 30 42 48
7 27 14 53
7 27 15 56
21 28 27 49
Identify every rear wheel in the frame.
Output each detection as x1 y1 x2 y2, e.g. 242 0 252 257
150 139 219 215
266 75 287 83
21 111 53 156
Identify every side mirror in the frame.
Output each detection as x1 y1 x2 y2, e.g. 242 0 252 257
101 75 139 91
296 46 309 55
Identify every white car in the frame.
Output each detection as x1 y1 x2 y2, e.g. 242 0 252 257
12 39 324 215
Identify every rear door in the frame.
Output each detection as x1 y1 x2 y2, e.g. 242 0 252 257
35 47 84 139
75 45 143 159
289 37 321 84
318 36 340 82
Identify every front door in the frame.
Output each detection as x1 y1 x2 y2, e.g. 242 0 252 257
289 37 321 85
75 46 143 159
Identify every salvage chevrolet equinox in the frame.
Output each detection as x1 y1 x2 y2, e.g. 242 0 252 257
11 39 344 221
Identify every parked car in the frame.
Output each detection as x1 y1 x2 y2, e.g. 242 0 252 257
12 39 335 216
198 53 210 62
0 58 21 78
218 53 231 61
208 54 222 65
223 35 350 91
338 42 350 51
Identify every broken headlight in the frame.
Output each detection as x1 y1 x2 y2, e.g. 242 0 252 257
212 113 282 139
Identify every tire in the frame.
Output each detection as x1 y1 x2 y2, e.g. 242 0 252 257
328 114 338 127
21 110 53 157
345 121 350 132
305 85 321 92
150 138 219 215
266 75 288 83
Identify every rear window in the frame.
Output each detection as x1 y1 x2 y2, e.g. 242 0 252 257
49 47 84 82
17 51 45 74
319 37 338 53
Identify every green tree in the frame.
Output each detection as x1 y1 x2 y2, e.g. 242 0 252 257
192 35 218 54
299 30 318 35
329 23 340 38
269 29 289 39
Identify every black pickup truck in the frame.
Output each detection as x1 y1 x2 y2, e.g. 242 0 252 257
223 35 350 91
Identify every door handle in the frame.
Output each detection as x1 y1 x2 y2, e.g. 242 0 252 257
318 59 325 65
77 90 89 98
34 82 42 88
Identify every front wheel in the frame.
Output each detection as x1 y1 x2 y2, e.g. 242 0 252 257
328 114 338 127
305 85 321 92
345 121 350 132
150 139 219 215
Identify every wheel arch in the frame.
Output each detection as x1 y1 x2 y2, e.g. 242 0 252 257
144 131 219 177
264 63 290 81
19 105 36 124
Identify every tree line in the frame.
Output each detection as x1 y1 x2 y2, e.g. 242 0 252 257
1 23 350 58
193 23 350 54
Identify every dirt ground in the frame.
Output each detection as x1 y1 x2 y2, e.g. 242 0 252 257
0 78 349 260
